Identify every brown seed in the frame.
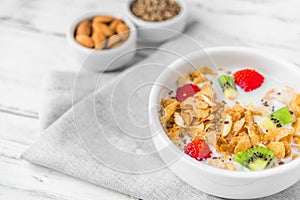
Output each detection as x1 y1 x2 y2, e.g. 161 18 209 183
130 0 180 22
109 19 123 31
106 35 122 48
75 35 94 48
92 32 106 50
278 161 285 165
92 22 114 37
76 20 91 36
93 16 114 23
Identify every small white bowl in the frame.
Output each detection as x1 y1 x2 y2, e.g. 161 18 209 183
67 12 137 72
149 47 300 199
125 0 187 43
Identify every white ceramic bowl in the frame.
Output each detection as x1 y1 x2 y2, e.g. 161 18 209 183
149 46 300 199
67 12 137 72
125 0 187 43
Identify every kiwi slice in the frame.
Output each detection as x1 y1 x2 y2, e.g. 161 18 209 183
218 75 238 100
234 146 275 170
259 107 293 130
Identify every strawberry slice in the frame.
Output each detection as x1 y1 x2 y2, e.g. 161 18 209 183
184 139 212 161
233 69 264 92
176 84 200 102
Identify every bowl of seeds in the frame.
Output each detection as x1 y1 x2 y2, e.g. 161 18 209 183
67 12 137 71
126 0 187 43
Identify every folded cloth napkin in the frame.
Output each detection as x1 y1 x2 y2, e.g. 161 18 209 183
22 24 300 199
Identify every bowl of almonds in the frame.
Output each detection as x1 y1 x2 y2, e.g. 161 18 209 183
67 12 137 71
126 0 187 43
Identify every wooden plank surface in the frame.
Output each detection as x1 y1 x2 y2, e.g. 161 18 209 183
0 112 132 200
0 0 300 199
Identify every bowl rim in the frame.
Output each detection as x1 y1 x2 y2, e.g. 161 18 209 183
66 11 137 54
149 46 300 179
125 0 187 27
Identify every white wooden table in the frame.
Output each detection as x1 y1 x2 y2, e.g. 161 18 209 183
0 0 300 199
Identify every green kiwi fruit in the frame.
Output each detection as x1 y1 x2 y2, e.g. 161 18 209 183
234 146 275 170
259 106 293 130
217 75 238 100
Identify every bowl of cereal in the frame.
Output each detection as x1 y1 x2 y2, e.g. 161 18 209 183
67 12 137 71
149 46 300 199
125 0 187 43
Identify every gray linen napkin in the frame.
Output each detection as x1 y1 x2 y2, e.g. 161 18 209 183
38 70 118 130
22 25 300 199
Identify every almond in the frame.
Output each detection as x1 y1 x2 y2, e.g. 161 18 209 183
92 22 114 37
116 23 129 34
106 35 122 48
109 19 123 31
92 32 106 50
93 16 114 23
92 21 102 32
116 23 130 40
75 35 94 48
118 32 130 41
76 20 91 36
75 15 129 50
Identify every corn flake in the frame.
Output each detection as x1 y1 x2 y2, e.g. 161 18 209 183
190 71 206 84
205 130 219 146
199 66 217 75
161 98 180 123
294 136 300 144
177 74 191 87
187 124 206 139
180 111 193 126
199 82 216 98
264 128 294 142
283 141 292 158
216 137 228 153
267 142 285 159
292 118 300 133
290 93 300 117
234 137 251 154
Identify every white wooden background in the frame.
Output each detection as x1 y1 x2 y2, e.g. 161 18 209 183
0 0 300 199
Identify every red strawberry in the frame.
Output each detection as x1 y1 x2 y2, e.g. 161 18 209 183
184 139 212 161
233 69 264 92
176 84 200 102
